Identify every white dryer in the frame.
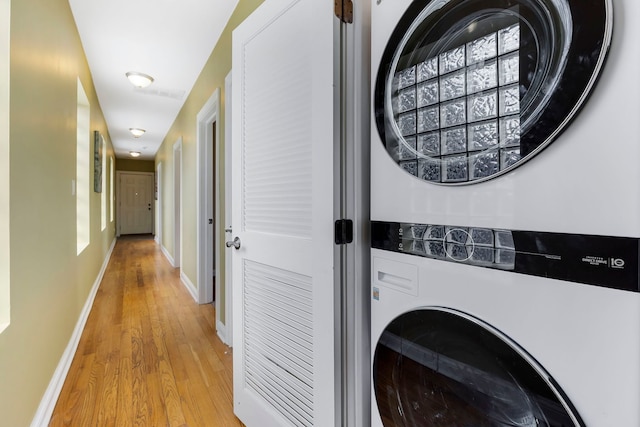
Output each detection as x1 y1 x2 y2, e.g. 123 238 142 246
370 0 640 425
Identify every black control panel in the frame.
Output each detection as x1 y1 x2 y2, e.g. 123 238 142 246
372 221 640 292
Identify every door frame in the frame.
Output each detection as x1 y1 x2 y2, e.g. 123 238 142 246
196 89 220 304
115 171 155 237
221 70 233 346
155 163 162 244
173 138 182 268
341 2 371 424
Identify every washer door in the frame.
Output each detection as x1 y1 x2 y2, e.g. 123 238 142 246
373 308 584 426
374 0 612 184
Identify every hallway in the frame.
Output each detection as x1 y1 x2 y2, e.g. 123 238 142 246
49 236 242 426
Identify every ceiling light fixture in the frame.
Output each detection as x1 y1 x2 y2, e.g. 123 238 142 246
129 127 146 138
125 71 154 88
129 151 141 158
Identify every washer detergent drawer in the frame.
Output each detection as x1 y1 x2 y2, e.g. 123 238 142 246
373 256 419 296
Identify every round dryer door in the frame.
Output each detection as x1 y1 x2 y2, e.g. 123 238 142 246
374 0 612 184
373 308 584 426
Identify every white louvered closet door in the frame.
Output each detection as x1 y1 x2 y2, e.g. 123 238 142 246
231 1 337 427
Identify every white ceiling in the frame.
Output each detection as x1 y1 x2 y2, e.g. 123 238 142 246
68 0 239 160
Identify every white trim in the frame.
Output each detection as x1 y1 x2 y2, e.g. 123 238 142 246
161 243 175 267
109 156 115 223
222 70 233 347
341 2 371 424
155 162 163 245
180 270 199 302
31 238 117 427
216 318 228 345
214 91 223 322
116 171 121 237
172 138 182 268
196 88 219 305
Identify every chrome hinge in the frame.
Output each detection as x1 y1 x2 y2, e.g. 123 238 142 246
334 0 353 23
334 219 354 245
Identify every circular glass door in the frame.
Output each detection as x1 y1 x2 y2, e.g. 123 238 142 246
373 308 584 426
374 0 612 184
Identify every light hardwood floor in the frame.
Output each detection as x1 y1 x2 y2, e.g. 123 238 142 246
49 235 244 427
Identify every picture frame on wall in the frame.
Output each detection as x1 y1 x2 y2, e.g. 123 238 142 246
94 130 103 193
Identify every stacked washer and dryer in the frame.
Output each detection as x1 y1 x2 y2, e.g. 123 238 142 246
370 0 640 425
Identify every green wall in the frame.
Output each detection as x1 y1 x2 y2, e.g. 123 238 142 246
0 0 116 424
155 0 263 325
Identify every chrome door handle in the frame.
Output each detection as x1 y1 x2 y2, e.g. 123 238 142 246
225 236 241 250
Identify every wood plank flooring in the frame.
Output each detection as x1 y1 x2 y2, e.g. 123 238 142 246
49 235 244 427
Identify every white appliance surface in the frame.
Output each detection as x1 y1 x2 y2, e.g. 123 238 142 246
370 0 640 425
371 250 640 426
371 0 640 237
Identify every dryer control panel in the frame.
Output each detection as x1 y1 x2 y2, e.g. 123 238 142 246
372 221 640 292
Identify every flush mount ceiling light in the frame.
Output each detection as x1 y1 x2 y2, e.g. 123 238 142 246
129 127 146 138
125 71 154 88
129 151 141 158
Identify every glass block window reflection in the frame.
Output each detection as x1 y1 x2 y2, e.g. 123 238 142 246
391 24 521 183
398 223 516 270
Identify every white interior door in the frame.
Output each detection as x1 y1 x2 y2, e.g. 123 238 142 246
231 1 337 426
119 172 154 235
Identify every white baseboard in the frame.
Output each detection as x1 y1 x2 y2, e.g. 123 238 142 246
31 238 117 427
160 244 175 267
183 275 224 344
180 271 199 303
216 319 229 345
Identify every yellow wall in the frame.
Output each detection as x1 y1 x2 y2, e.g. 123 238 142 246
0 0 116 424
116 158 156 173
0 0 10 331
155 0 263 323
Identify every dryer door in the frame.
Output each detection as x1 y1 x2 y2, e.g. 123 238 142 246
374 0 612 184
373 308 583 426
